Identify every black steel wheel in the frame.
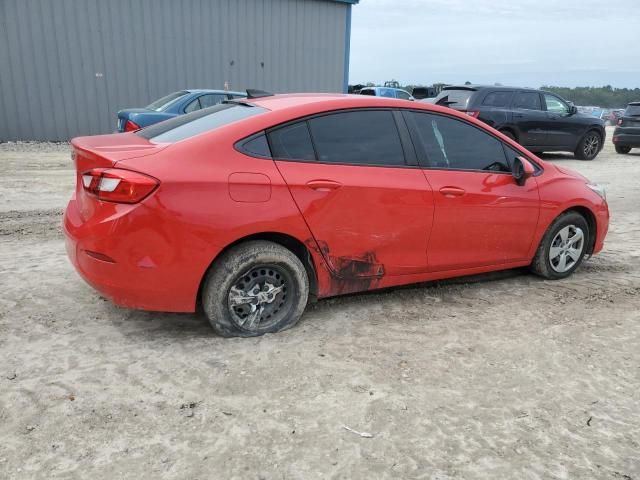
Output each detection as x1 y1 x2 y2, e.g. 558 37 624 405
202 241 309 337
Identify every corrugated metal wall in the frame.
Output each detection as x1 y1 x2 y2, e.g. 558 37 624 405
0 0 349 141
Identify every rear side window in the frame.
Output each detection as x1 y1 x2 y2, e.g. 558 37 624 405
138 104 268 143
625 104 640 116
308 110 405 166
240 133 271 157
360 89 376 96
482 91 513 107
513 92 542 110
410 112 510 172
268 122 316 161
433 89 475 109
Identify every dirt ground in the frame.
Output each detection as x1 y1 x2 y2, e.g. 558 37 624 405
0 128 639 479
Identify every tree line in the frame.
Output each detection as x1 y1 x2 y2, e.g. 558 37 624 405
540 86 640 109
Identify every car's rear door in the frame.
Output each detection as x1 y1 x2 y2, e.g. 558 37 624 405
404 110 540 271
269 109 434 281
511 91 547 148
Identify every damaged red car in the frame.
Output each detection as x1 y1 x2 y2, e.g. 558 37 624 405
64 91 609 337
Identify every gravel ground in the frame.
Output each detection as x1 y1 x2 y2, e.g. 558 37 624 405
0 129 639 479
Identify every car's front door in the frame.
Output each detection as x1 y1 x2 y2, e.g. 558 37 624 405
511 91 547 148
405 110 540 272
269 109 434 281
542 93 581 148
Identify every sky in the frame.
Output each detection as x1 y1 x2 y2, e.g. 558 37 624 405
349 0 640 89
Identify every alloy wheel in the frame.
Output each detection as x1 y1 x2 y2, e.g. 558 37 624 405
549 225 585 273
583 134 600 158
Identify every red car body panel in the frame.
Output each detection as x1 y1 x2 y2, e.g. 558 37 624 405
64 94 610 313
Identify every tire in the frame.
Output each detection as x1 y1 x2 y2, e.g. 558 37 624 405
530 211 589 280
574 130 601 160
615 145 631 154
202 240 309 337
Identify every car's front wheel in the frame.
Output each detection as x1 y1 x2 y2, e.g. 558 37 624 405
574 131 601 160
202 241 309 337
530 211 589 279
615 145 631 154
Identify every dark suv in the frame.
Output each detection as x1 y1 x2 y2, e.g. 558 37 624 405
431 86 606 160
612 102 640 154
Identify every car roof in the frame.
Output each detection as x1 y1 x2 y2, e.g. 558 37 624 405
442 85 541 93
239 93 448 114
186 89 245 95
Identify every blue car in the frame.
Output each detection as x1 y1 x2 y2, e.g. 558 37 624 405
117 89 246 132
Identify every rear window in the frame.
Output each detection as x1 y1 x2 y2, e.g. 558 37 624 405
138 103 268 143
146 91 189 111
625 104 640 116
433 89 475 109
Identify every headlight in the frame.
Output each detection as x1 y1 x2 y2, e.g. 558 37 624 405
586 183 606 200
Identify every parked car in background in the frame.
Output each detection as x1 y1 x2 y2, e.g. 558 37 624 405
608 109 625 126
411 86 438 100
116 89 245 132
431 85 606 160
359 86 414 100
612 102 640 154
65 92 609 337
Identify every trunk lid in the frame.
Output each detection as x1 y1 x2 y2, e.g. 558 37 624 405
71 133 168 219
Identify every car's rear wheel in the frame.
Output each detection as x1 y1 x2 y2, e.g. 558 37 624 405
202 241 309 337
574 130 601 160
615 145 631 154
530 211 589 279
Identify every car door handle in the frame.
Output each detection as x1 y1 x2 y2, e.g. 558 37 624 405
306 179 342 191
439 186 466 197
513 113 525 118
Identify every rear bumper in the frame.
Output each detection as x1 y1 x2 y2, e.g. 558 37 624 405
64 197 220 312
612 128 640 147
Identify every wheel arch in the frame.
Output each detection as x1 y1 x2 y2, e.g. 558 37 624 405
196 232 319 310
560 205 597 255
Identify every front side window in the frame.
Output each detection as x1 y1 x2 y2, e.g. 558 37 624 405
138 104 268 143
544 94 569 114
396 90 412 100
410 112 510 172
513 92 542 110
433 89 475 110
307 110 406 166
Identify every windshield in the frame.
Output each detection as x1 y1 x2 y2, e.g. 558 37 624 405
146 91 190 111
433 89 475 110
137 103 268 143
625 105 640 116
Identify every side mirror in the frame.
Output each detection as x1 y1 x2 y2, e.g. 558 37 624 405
568 103 578 115
512 156 535 186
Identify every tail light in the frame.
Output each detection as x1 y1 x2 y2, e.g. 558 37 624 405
124 119 141 132
465 110 480 118
81 168 159 204
617 118 623 126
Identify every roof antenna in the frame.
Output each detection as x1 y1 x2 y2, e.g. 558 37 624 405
246 89 274 99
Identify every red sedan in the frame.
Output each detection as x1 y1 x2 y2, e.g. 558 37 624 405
64 92 609 337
